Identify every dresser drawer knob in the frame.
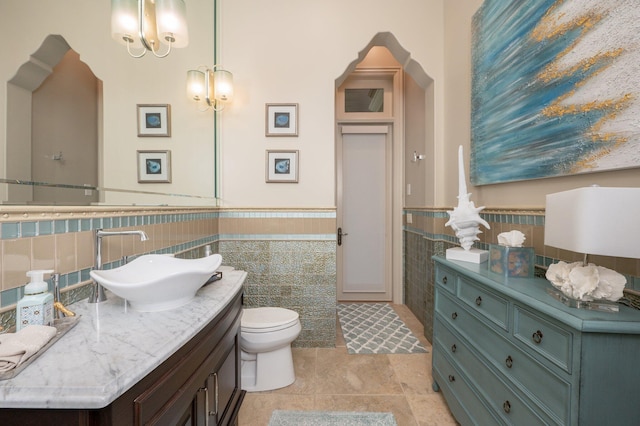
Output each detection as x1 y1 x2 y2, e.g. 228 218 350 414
475 296 482 306
505 355 513 368
451 344 457 353
451 312 458 320
532 330 544 344
503 400 511 413
442 276 448 285
448 375 455 382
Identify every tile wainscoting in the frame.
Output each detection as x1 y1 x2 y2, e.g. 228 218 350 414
4 204 635 346
404 208 640 343
216 210 337 348
0 207 337 346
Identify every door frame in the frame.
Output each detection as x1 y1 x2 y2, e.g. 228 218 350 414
335 67 404 303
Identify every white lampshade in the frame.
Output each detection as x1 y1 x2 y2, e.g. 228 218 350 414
155 0 189 48
213 69 234 102
186 70 206 101
544 186 640 259
111 0 143 48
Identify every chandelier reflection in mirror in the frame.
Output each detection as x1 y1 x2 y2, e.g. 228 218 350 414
111 0 188 58
186 66 234 111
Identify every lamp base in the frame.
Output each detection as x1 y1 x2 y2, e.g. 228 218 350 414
546 288 619 313
446 247 489 264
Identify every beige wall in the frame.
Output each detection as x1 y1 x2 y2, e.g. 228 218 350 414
3 1 638 210
443 0 640 209
217 0 445 207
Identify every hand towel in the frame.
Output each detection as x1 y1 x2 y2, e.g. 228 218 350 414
0 325 57 373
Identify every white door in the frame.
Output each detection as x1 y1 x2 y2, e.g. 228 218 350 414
337 125 392 301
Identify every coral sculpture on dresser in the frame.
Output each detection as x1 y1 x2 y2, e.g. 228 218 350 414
445 145 490 263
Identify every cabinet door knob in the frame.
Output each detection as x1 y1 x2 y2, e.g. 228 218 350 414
475 296 482 306
532 330 543 344
503 400 511 413
448 375 455 382
451 312 458 320
505 355 513 368
442 276 448 285
451 344 457 353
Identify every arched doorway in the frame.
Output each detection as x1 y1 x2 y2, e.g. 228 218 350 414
335 33 434 303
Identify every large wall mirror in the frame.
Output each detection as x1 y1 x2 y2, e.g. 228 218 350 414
2 1 219 207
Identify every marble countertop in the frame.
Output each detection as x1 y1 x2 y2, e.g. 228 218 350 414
0 266 246 409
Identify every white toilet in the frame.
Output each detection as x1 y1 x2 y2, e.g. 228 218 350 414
240 307 301 392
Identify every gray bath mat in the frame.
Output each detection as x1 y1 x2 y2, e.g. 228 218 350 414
337 303 427 354
269 410 397 425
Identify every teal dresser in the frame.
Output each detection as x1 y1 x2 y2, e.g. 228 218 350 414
432 256 640 426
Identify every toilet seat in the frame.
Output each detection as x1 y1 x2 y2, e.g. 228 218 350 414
242 307 299 333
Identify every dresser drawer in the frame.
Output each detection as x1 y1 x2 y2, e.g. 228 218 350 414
437 331 551 425
435 318 570 425
458 277 509 331
513 306 573 373
435 264 457 294
432 348 499 426
435 289 477 332
433 324 550 425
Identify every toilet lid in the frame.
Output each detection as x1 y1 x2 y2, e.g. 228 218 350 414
242 307 299 330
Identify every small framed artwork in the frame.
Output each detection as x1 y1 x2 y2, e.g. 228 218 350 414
265 103 298 136
266 150 299 183
137 104 171 137
137 150 171 183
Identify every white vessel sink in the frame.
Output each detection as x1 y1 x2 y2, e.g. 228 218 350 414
90 254 223 312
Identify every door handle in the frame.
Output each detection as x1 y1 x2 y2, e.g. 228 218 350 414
198 386 209 426
337 227 348 246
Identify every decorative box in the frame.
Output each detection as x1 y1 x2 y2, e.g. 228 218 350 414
489 244 535 278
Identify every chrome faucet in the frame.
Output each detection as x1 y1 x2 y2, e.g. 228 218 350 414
90 228 149 303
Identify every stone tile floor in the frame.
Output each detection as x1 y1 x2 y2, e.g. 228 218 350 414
238 304 459 425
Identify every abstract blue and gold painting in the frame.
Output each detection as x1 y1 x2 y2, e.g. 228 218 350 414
471 0 639 185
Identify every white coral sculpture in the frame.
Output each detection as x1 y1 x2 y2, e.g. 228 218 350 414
445 145 490 251
546 261 626 302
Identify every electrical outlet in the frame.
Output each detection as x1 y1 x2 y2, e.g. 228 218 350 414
407 183 412 195
407 213 413 224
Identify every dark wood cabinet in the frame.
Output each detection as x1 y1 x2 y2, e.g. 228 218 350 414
0 290 245 426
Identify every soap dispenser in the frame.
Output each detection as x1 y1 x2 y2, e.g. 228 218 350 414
16 269 55 331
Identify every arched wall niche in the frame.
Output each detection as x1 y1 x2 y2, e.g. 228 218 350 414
335 32 434 90
336 31 436 207
6 34 100 204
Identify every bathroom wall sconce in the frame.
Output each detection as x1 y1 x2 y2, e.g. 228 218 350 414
412 151 425 162
186 66 234 111
111 0 188 58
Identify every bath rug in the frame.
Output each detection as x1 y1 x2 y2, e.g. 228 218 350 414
337 303 427 354
268 410 397 426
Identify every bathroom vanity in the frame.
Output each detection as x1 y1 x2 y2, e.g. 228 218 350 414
0 266 246 426
432 256 640 426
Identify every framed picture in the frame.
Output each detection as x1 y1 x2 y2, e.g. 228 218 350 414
137 104 171 137
265 103 298 136
137 150 171 183
266 150 299 183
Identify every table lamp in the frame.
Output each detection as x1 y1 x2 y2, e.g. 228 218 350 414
544 186 640 312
